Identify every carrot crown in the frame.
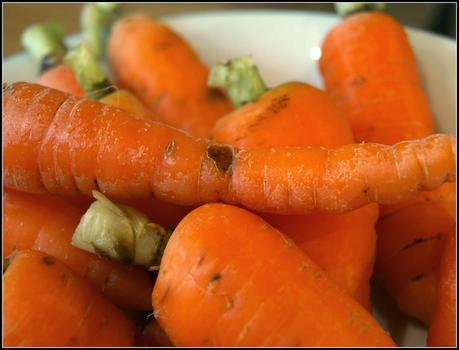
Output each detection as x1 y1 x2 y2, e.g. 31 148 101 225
81 3 121 59
21 21 67 73
208 56 269 108
71 191 170 269
335 3 386 17
64 44 115 99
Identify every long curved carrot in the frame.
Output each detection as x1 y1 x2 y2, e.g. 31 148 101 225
320 10 435 145
3 250 136 346
3 187 154 311
3 82 456 215
152 203 395 346
107 14 233 137
427 230 457 346
209 60 378 309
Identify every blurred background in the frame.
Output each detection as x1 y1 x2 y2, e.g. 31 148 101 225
3 2 456 57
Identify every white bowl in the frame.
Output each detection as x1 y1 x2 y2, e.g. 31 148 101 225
3 10 457 347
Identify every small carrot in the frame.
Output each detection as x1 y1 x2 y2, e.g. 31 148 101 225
320 5 435 145
427 229 457 347
3 187 154 311
3 82 456 215
3 250 136 346
209 56 378 309
152 203 395 346
107 14 233 137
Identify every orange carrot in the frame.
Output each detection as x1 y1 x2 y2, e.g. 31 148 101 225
153 203 395 346
3 250 136 346
3 187 154 311
320 10 435 145
427 230 457 346
108 14 233 137
375 183 456 325
3 82 456 215
210 70 378 309
36 63 85 96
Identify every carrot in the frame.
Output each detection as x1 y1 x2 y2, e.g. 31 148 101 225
3 187 154 311
107 14 233 137
3 250 136 346
37 64 85 96
427 230 457 347
320 4 455 325
152 203 395 346
209 57 377 309
3 82 456 215
375 183 456 325
320 9 435 145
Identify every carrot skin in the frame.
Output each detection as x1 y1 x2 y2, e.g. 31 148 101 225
320 12 435 145
153 203 395 346
3 82 456 215
3 187 154 311
212 81 378 308
36 64 85 97
3 250 136 346
427 230 457 346
108 15 233 138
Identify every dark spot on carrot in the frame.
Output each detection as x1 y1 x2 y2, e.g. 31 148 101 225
197 254 205 267
401 233 443 252
164 140 176 159
362 186 370 194
268 94 289 114
68 336 79 345
155 41 173 51
411 274 425 282
159 286 171 304
210 273 222 283
42 256 54 265
349 76 367 86
207 87 227 101
207 144 234 173
299 261 310 271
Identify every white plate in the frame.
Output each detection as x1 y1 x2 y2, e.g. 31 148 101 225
3 9 457 347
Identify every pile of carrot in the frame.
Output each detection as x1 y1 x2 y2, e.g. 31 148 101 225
2 3 456 347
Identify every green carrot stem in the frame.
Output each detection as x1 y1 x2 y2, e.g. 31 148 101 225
63 44 115 100
208 56 269 108
21 21 67 72
81 3 121 59
72 191 170 269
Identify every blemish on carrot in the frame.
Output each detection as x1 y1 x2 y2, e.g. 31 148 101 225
210 272 222 283
401 233 442 252
349 76 367 86
299 261 310 271
42 256 54 265
411 273 425 282
268 94 289 114
164 140 176 159
206 145 234 173
197 254 205 267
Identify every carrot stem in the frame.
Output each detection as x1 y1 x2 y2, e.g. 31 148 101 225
72 191 169 268
21 21 67 73
81 3 121 59
335 3 386 17
208 56 268 107
64 45 114 99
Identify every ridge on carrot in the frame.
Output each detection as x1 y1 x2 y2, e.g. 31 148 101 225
3 82 456 215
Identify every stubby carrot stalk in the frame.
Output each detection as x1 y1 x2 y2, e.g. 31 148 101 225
81 2 121 59
64 45 115 99
208 56 268 107
72 191 170 269
21 21 67 72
